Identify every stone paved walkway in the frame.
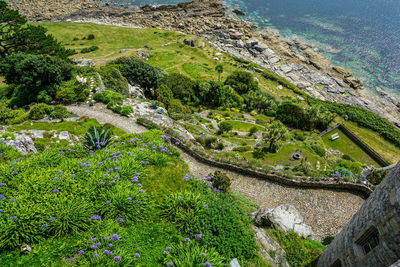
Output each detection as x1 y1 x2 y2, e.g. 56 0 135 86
67 103 365 240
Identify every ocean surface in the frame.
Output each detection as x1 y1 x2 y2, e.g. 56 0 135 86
110 0 400 95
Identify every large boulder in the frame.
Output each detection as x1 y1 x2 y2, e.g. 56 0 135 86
250 204 314 238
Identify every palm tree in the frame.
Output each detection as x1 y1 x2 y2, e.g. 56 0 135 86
215 64 223 81
264 120 290 152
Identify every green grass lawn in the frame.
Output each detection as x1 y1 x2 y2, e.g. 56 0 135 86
322 128 380 167
225 120 265 132
343 121 400 164
244 143 323 168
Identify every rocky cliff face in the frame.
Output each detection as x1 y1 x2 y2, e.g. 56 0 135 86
8 0 400 126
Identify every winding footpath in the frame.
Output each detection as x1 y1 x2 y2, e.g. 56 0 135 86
67 103 365 240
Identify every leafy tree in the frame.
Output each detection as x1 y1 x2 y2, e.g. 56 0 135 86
111 57 164 97
224 70 258 95
264 120 290 152
307 104 335 131
215 64 223 81
2 52 73 106
0 2 74 59
224 85 244 108
160 73 194 103
245 90 277 114
276 102 308 129
207 81 226 107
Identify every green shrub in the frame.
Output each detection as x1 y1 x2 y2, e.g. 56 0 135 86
160 73 195 103
111 57 164 96
311 144 326 157
87 34 95 40
218 121 233 133
94 90 124 105
29 103 49 120
366 168 389 185
192 183 258 262
168 99 188 120
233 146 251 152
156 84 173 107
209 170 231 192
224 70 258 95
80 46 99 54
249 126 258 136
48 105 70 119
342 154 354 161
83 126 113 150
56 80 89 104
267 229 326 266
99 65 129 94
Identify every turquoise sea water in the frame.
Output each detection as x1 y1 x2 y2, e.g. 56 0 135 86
110 0 400 95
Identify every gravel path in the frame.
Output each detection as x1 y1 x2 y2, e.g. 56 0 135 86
67 103 364 240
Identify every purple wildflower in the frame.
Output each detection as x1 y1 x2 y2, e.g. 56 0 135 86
10 215 17 222
167 262 174 266
108 243 113 248
112 234 120 241
114 256 122 262
49 217 55 222
131 176 139 182
195 234 203 239
91 215 102 220
117 218 124 223
114 174 120 179
134 253 140 258
109 251 113 256
93 253 99 258
95 242 101 247
106 200 111 204
204 263 211 267
184 238 190 242
203 204 208 209
77 250 84 256
201 253 206 257
0 183 6 187
91 238 97 242
100 182 105 186
137 183 142 187
104 236 110 240
103 249 109 255
127 197 132 201
53 189 59 193
91 245 97 250
110 180 116 185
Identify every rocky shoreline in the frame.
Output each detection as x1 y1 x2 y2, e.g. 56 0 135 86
8 0 400 126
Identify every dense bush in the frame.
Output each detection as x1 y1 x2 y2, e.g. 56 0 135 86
224 71 258 95
209 171 231 192
245 90 277 115
111 57 164 96
160 73 194 103
156 84 173 107
267 229 325 266
80 46 99 54
87 34 95 40
218 121 233 133
0 102 27 125
366 168 389 185
55 80 89 104
276 102 334 131
28 103 49 120
168 99 189 120
2 53 73 106
99 66 129 94
191 182 258 262
94 90 132 116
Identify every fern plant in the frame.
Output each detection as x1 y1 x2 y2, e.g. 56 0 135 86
83 126 113 150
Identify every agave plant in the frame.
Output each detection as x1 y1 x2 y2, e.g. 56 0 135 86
83 126 113 150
